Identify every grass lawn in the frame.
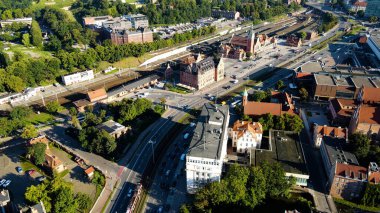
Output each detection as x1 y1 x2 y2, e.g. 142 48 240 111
4 44 53 60
348 25 366 36
168 85 190 94
25 112 54 125
112 54 154 69
20 156 49 177
31 0 76 10
125 0 137 3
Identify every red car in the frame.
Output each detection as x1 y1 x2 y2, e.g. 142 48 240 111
28 169 35 175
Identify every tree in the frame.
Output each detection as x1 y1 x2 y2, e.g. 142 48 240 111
252 91 268 102
25 183 52 212
54 187 79 213
27 142 47 165
299 88 308 100
361 183 380 207
369 16 378 23
1 10 13 20
276 80 285 89
69 107 78 117
299 31 307 40
261 162 294 198
21 124 38 139
10 106 32 120
30 21 43 48
357 10 365 17
349 133 371 159
45 101 62 114
160 97 166 105
180 204 191 213
22 33 30 47
242 114 252 122
76 193 92 211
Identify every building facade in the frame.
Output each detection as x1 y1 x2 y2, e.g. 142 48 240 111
230 120 263 153
186 104 230 193
180 56 224 90
124 14 149 29
97 120 129 139
109 28 153 45
62 70 94 86
313 125 348 148
367 30 380 61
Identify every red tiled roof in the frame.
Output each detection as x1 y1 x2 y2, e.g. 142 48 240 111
232 120 263 139
330 98 357 117
244 102 282 116
87 88 107 103
335 163 367 180
368 171 380 184
230 35 249 47
358 105 380 124
353 1 367 7
296 72 312 79
85 166 95 175
361 87 380 103
316 125 347 138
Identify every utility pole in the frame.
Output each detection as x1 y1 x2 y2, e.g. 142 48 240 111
41 95 45 107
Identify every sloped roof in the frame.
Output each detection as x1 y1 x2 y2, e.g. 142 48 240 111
361 87 380 103
87 87 107 102
244 101 282 116
358 105 380 124
232 120 263 139
84 166 95 175
315 125 347 138
368 171 380 184
45 150 63 169
335 163 367 180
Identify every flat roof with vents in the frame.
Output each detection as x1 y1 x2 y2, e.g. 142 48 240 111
187 103 229 159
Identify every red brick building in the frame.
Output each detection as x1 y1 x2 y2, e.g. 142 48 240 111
109 28 153 45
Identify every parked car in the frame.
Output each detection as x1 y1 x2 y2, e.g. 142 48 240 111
189 122 196 127
16 166 23 173
3 180 11 187
28 169 35 175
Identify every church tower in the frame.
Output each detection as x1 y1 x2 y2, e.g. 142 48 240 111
246 27 255 54
242 88 248 106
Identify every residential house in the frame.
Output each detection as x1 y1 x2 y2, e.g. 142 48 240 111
250 130 309 186
286 34 302 47
179 55 224 90
350 1 367 12
87 88 108 103
96 120 129 139
320 135 359 186
329 163 367 200
0 190 10 207
313 125 348 148
45 150 66 173
186 104 230 193
84 166 95 179
30 201 47 213
329 98 357 126
230 120 263 153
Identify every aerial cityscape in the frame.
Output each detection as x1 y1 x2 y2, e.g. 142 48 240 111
0 0 380 212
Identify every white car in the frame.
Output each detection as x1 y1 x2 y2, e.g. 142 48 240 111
0 179 5 186
3 180 11 187
189 122 196 127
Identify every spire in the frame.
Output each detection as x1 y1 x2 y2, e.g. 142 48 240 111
196 52 202 63
243 88 248 97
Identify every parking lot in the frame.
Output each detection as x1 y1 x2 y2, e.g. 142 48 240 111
0 142 97 209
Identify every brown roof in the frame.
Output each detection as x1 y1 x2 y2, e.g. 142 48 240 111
315 125 347 138
84 166 95 175
244 102 282 116
232 120 263 139
361 87 380 103
335 163 367 180
358 105 380 124
73 99 91 108
87 88 107 102
368 171 380 184
286 35 301 47
296 72 312 79
230 35 249 47
182 56 196 65
29 135 49 147
330 98 357 117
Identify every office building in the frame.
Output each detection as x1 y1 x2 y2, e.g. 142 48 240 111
186 104 230 193
62 70 94 86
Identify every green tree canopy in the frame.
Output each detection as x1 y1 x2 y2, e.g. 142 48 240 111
21 124 38 139
349 133 371 159
30 20 43 48
27 142 47 165
45 101 62 114
22 33 30 47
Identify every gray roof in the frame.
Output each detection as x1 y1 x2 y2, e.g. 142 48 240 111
350 76 376 88
251 130 308 175
187 103 229 159
30 201 47 213
97 120 126 134
300 61 323 73
323 137 358 165
314 74 335 85
369 29 380 48
185 57 215 74
107 74 160 97
314 74 353 86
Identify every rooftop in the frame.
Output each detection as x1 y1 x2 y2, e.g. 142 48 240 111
87 87 107 102
315 125 347 139
0 189 10 204
350 77 376 88
107 74 160 97
188 104 229 159
244 101 282 116
358 104 380 124
314 74 353 87
84 166 95 175
369 29 380 48
30 201 47 213
232 120 263 139
300 61 323 73
360 87 380 103
97 120 126 134
251 130 308 175
335 163 367 181
323 136 358 165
